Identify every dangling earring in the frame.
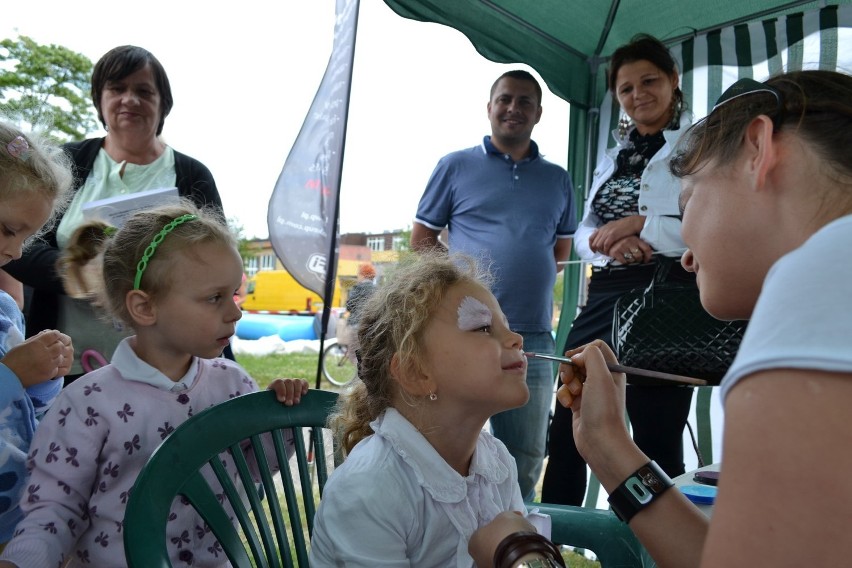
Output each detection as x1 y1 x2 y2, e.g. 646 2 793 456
617 111 632 140
669 91 682 129
429 392 437 401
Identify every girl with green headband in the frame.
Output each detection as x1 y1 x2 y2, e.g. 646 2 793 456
0 200 309 568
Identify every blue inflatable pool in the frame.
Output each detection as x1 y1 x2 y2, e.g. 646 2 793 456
236 313 317 341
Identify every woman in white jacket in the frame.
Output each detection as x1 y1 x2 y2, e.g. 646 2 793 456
542 34 696 506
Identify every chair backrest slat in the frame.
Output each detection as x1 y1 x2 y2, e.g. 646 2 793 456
226 439 281 568
124 389 339 568
182 467 254 566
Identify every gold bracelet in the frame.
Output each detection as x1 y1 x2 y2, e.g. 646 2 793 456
493 531 565 568
515 557 563 568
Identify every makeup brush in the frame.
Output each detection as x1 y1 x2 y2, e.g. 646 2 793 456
524 352 707 386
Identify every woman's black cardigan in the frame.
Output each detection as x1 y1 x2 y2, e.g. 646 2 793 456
5 137 223 338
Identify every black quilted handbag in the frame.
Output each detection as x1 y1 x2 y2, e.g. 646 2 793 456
612 259 747 385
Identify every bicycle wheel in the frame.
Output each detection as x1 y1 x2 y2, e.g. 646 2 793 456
322 343 357 386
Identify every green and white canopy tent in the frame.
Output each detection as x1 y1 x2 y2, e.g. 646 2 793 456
383 0 852 352
380 1 852 478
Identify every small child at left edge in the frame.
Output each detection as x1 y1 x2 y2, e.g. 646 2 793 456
0 122 75 549
0 200 308 568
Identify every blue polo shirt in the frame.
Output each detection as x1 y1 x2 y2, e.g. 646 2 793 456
415 136 576 332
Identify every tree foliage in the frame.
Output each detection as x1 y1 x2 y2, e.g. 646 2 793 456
394 225 412 252
227 217 257 266
0 35 97 141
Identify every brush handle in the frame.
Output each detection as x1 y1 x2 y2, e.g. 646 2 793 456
607 364 707 386
525 352 707 386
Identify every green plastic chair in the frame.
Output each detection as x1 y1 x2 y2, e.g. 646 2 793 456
532 503 655 567
123 389 339 568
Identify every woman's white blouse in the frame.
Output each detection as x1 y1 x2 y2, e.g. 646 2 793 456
574 112 692 266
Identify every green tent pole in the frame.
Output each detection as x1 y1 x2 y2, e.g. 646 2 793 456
551 84 601 509
553 103 589 358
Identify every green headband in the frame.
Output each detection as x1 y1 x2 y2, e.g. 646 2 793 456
133 214 198 290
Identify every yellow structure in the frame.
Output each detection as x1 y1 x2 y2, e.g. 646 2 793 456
241 234 394 313
242 270 340 313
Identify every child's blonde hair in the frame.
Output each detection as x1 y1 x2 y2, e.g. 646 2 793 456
331 251 491 455
0 120 73 241
58 199 235 327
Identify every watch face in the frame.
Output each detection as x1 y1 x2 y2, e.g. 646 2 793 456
638 465 667 492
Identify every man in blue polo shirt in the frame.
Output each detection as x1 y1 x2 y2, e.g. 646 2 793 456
410 70 576 501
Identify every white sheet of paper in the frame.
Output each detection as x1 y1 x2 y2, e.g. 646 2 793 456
81 187 179 227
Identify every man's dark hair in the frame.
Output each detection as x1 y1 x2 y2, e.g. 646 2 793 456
490 70 543 104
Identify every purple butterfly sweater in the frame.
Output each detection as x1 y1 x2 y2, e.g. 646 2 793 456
0 354 284 567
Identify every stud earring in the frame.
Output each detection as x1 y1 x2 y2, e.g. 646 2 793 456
429 392 437 401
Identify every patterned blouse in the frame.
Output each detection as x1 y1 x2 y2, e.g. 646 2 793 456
592 127 671 223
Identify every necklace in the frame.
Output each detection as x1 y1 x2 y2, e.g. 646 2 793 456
614 112 681 178
614 129 663 176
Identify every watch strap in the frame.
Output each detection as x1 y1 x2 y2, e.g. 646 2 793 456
607 460 674 523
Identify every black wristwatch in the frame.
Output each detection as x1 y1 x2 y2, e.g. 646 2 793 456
607 460 674 523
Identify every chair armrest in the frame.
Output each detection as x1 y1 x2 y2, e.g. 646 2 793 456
529 503 655 567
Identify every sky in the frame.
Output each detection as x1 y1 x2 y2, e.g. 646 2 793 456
2 1 570 239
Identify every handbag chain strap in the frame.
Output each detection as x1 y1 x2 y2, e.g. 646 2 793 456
652 256 677 284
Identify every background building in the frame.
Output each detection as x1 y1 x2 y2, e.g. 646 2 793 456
241 228 418 313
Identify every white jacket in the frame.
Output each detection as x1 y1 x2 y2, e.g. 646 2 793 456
574 112 692 266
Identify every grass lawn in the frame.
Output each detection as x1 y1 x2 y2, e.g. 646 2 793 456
236 351 601 567
238 352 335 390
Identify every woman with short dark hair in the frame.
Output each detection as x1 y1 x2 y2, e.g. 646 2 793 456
4 45 228 381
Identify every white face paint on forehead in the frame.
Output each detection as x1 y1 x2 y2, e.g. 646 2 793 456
457 295 492 331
